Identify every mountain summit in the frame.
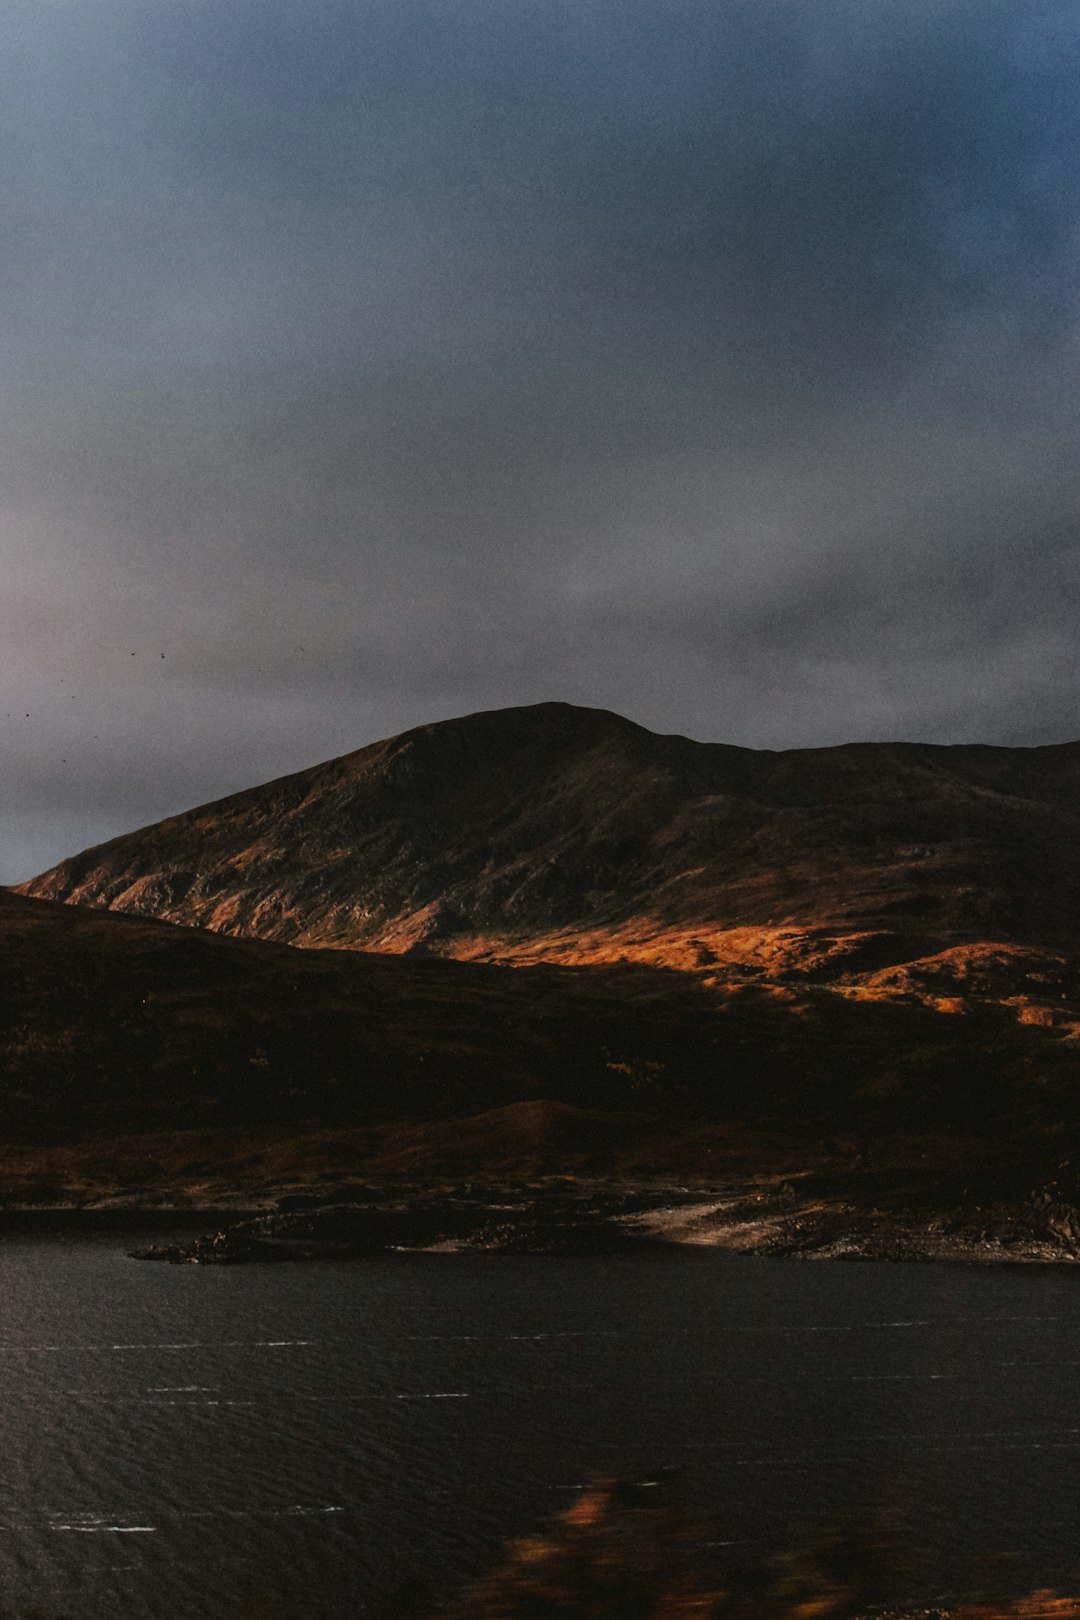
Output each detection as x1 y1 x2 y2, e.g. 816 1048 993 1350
19 703 1080 999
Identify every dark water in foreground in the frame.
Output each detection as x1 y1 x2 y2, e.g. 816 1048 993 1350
2 1233 1080 1618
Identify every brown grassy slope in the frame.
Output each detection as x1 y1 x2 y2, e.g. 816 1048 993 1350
19 703 1080 984
3 889 1080 1195
0 889 716 1143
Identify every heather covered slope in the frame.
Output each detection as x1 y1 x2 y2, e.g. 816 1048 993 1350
19 703 1080 988
4 886 1080 1207
0 887 715 1144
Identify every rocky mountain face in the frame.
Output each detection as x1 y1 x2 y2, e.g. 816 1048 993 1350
19 703 1080 1019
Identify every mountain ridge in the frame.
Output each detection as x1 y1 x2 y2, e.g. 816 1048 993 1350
18 703 1080 1003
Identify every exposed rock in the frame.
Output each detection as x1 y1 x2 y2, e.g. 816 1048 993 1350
128 1173 1080 1265
130 1189 673 1262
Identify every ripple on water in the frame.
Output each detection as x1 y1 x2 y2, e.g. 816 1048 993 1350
1 1241 1079 1618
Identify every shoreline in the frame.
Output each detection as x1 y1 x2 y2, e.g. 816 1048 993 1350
2 1163 1077 1264
35 1178 1067 1265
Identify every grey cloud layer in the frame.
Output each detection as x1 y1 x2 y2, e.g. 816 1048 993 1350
2 0 1078 879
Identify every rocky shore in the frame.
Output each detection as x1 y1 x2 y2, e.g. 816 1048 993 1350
129 1185 677 1262
128 1169 1080 1264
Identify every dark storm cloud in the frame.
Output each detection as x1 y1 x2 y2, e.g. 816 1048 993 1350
2 0 1079 878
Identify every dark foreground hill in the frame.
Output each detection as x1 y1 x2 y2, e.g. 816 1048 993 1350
20 704 1080 1002
3 885 1080 1219
0 887 711 1143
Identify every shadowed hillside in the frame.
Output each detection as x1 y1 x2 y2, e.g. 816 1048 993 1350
19 705 1080 997
0 888 713 1143
4 886 1080 1208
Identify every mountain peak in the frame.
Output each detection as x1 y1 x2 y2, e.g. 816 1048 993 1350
18 703 1080 982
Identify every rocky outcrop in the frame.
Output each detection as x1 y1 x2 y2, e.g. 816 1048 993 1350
128 1174 1080 1266
130 1187 671 1262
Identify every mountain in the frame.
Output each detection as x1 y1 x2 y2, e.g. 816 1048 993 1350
19 704 1080 1013
8 700 1080 1215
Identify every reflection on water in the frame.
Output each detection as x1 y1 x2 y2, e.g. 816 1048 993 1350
0 1232 1078 1618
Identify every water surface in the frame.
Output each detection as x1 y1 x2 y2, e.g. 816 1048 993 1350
1 1231 1078 1617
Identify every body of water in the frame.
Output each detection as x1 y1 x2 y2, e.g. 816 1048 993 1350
1 1231 1079 1617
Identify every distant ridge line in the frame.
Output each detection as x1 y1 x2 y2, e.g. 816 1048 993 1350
17 700 1080 983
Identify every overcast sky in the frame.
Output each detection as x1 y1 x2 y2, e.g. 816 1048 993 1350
3 0 1079 881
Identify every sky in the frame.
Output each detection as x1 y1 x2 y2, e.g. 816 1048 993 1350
2 0 1079 881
